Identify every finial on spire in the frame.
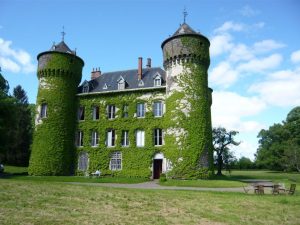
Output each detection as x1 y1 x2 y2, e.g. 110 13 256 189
183 7 188 24
61 26 66 42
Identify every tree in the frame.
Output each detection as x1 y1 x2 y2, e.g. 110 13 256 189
237 157 253 169
255 106 300 171
6 85 33 166
0 72 17 163
213 127 240 175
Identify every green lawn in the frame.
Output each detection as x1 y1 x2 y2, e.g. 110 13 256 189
160 179 245 188
1 179 300 225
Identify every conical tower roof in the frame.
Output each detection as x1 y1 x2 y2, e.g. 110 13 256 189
50 41 74 54
172 23 198 36
161 22 209 48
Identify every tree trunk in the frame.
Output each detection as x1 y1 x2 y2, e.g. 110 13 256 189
217 155 223 175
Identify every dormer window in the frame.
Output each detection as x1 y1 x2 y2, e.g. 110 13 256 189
153 73 162 87
103 83 108 90
138 80 144 87
117 76 126 90
154 77 161 87
82 81 89 93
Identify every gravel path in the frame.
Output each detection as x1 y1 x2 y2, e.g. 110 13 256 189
68 180 248 193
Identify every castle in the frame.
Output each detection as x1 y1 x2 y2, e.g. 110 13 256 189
28 22 214 179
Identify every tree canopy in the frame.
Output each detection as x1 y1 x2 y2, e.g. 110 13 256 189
255 106 300 172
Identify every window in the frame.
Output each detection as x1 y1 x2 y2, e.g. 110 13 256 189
154 128 163 146
107 105 115 119
91 131 99 147
92 106 100 120
138 80 144 87
121 130 129 147
153 101 163 117
136 130 145 147
154 77 161 87
103 83 108 90
78 152 89 171
106 129 115 147
118 80 125 90
78 106 85 120
123 105 128 118
76 131 83 147
137 103 145 118
40 103 47 118
110 151 122 171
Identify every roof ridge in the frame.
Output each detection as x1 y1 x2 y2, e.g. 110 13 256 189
101 67 162 75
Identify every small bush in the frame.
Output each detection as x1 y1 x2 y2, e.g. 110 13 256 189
159 173 167 182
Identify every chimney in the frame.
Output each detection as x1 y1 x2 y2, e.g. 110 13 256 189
138 57 143 80
91 67 101 80
146 58 151 68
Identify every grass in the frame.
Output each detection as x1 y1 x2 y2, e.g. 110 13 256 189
1 179 300 225
160 179 245 188
1 165 148 184
160 170 300 188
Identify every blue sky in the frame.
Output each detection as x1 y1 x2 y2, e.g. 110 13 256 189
1 0 300 160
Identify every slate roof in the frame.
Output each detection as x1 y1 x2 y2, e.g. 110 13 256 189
50 41 74 54
172 23 198 36
78 67 166 94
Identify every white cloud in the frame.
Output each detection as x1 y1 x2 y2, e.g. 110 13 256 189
239 5 259 17
210 33 233 57
249 69 300 107
0 38 35 73
209 62 239 88
214 21 244 34
211 91 266 132
237 53 282 73
291 50 300 64
253 40 285 54
231 141 258 160
228 43 254 62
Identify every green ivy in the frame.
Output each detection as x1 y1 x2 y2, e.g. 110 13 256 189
28 52 83 175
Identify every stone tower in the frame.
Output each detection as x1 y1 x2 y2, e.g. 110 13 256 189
162 23 213 177
29 41 84 175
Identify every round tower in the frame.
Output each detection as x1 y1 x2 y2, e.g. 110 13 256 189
29 41 84 175
162 23 213 177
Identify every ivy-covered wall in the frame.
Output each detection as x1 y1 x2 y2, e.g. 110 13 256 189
76 89 168 178
28 52 84 175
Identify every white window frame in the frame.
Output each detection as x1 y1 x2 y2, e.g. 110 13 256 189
136 130 145 147
121 130 129 147
110 151 122 171
91 131 99 147
76 131 83 147
137 103 145 118
154 128 163 146
118 80 125 90
107 129 115 147
153 101 163 117
107 105 115 119
40 103 47 118
92 106 100 120
78 152 89 171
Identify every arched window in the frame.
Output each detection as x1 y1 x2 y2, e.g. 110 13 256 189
78 152 89 171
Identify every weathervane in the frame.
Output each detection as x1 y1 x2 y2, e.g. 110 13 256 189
183 7 188 24
61 26 66 42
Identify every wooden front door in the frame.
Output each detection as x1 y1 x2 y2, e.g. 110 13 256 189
153 159 162 179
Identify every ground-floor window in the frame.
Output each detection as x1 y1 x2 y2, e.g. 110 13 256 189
78 152 89 171
110 151 122 171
